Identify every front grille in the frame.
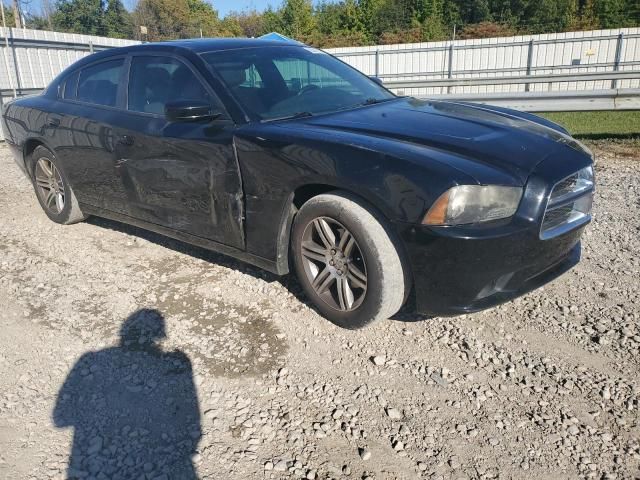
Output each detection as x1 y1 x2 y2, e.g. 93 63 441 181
542 204 574 230
540 166 594 240
551 175 579 200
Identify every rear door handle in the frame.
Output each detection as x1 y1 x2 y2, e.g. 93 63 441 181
118 135 135 146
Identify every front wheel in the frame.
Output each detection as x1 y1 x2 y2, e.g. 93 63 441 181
291 191 409 329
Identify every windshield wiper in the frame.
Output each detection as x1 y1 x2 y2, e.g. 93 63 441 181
354 97 401 108
262 111 313 123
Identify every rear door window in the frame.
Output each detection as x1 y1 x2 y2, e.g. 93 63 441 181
77 59 124 107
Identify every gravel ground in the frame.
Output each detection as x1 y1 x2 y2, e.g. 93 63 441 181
0 140 638 480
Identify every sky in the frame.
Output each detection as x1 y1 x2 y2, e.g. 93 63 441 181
17 0 292 19
123 0 283 17
213 0 277 16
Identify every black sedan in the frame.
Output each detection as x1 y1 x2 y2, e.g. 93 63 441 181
1 39 595 329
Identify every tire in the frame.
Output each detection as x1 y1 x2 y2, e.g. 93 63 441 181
291 191 409 329
30 145 87 225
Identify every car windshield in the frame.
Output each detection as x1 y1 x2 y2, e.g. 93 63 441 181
200 45 395 120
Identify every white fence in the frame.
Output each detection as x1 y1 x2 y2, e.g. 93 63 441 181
326 27 640 96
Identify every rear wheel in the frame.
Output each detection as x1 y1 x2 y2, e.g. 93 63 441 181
31 145 87 225
291 191 409 329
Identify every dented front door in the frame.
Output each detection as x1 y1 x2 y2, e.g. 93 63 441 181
112 114 244 250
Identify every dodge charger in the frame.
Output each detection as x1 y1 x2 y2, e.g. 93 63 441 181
0 39 595 328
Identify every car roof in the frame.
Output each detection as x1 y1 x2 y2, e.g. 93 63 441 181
67 38 305 69
149 38 303 52
102 38 303 56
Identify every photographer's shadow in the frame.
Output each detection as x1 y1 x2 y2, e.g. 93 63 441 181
53 309 201 480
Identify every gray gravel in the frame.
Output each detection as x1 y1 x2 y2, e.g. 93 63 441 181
0 140 638 480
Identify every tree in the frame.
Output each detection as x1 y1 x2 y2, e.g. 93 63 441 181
593 0 631 28
52 0 105 35
280 0 315 39
456 0 492 24
12 0 21 27
186 0 220 37
459 20 516 38
104 0 133 38
133 0 190 40
419 0 447 40
370 0 421 40
316 1 345 35
358 0 384 38
524 0 574 32
1 2 16 27
226 9 268 37
24 12 51 29
262 7 284 33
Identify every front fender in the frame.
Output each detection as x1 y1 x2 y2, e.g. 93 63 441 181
233 125 471 265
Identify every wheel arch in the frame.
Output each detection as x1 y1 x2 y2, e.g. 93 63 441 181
22 138 53 176
274 181 409 279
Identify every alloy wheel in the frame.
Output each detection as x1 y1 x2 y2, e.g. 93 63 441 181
300 217 367 311
34 157 65 214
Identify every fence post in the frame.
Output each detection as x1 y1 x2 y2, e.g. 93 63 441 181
9 27 19 98
0 27 17 98
612 33 624 89
89 40 94 54
447 42 454 94
374 49 379 77
525 39 534 92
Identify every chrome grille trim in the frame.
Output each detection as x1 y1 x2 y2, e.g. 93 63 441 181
540 167 594 240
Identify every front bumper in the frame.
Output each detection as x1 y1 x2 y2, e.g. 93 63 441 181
398 221 583 316
398 142 593 316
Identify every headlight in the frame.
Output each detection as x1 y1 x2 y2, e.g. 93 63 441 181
423 185 523 226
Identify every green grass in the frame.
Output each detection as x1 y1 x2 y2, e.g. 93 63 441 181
538 111 640 139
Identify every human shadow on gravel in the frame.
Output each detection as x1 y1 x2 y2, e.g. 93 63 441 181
53 309 201 480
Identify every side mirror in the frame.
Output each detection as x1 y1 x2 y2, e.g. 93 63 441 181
165 100 222 122
369 76 384 86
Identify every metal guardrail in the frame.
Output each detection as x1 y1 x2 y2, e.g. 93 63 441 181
378 61 640 79
424 88 640 112
386 70 640 89
0 36 113 52
0 87 42 97
387 71 640 111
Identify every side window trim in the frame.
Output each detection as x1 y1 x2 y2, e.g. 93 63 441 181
125 52 228 119
58 70 79 100
115 56 130 110
63 56 127 110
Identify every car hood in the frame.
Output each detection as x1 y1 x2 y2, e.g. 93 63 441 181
293 97 584 185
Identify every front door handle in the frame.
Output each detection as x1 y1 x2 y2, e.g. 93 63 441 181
47 116 60 127
118 135 135 146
